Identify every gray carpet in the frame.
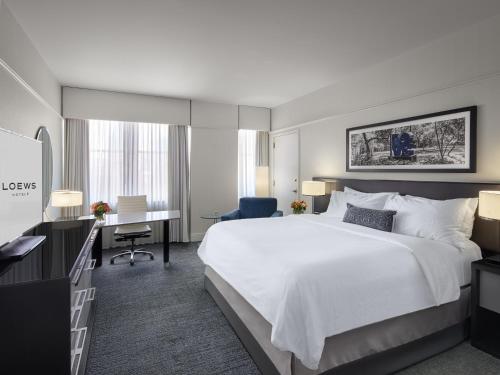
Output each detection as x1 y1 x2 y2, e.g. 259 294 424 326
86 243 500 375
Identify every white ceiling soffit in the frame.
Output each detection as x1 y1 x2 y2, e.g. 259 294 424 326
6 0 500 107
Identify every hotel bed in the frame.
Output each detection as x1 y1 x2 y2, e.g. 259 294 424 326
198 178 500 375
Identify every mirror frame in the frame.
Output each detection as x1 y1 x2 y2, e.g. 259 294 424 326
35 126 53 211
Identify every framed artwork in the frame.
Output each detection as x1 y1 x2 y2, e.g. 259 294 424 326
346 106 476 172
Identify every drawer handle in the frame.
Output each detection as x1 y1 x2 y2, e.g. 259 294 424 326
86 287 96 302
71 309 81 330
71 327 87 375
72 289 88 311
85 259 96 270
71 289 87 329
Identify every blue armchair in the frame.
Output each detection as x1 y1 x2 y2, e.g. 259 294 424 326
221 197 283 221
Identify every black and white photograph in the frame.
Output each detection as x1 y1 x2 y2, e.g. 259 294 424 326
346 107 476 172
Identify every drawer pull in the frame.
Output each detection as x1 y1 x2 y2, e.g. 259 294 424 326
72 289 88 311
71 327 87 375
86 287 96 302
85 259 96 270
71 309 81 330
71 289 87 329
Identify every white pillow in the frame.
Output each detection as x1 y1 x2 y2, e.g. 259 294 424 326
326 190 393 218
344 187 398 197
384 195 478 248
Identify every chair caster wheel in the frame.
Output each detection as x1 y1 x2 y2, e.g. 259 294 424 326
110 259 114 265
130 261 135 266
150 255 154 260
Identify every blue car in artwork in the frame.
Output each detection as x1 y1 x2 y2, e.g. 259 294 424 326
391 132 416 160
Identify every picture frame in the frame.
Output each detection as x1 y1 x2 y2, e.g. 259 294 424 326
346 106 477 172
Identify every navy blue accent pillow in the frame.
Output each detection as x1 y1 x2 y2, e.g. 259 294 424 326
342 203 397 232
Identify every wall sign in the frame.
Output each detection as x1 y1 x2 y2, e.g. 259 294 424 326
0 128 42 247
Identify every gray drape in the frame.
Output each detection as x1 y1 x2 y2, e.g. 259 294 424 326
256 131 269 166
63 119 90 217
168 125 190 242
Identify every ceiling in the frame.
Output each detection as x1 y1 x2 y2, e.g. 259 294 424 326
6 0 500 107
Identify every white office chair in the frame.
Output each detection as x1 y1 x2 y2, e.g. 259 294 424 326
110 195 154 266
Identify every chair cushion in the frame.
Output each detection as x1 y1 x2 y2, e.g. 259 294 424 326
239 197 278 219
115 224 152 236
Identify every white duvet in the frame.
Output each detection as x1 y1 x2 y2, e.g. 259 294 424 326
197 214 481 370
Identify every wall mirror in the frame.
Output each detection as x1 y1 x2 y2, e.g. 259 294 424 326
35 126 53 211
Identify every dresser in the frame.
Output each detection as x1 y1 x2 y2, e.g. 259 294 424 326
0 219 99 375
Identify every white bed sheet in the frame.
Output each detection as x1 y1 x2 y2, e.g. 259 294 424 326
197 214 481 370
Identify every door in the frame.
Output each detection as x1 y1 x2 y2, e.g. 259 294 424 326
272 131 299 215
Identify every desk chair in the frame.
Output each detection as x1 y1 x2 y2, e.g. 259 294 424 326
110 195 154 266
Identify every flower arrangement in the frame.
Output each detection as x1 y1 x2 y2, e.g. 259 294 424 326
90 201 111 221
291 199 307 214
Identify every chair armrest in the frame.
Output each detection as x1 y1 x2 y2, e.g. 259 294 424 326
221 209 241 221
271 210 283 217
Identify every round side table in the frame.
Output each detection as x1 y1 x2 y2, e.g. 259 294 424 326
200 213 222 224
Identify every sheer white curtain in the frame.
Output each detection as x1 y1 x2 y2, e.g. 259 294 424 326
238 129 257 198
89 119 169 246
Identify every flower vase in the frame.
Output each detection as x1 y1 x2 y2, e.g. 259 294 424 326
94 213 105 222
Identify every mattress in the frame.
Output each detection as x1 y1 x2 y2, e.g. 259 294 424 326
205 266 470 375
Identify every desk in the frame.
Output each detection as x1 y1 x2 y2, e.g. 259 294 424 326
80 210 180 267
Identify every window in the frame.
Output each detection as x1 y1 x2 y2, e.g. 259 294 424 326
238 129 257 198
88 119 169 211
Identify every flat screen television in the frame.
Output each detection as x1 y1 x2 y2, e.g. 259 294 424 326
0 128 42 248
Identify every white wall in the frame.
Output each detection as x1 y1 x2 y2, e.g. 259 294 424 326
0 0 63 218
191 100 238 129
190 101 239 240
271 13 500 187
0 1 60 111
238 105 270 131
62 87 190 125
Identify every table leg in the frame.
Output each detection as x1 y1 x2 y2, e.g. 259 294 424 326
92 228 103 267
163 220 170 267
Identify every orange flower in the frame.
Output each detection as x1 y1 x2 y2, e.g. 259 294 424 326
291 199 307 210
90 201 112 215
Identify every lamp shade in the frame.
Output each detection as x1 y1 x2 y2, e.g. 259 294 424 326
302 181 326 196
255 166 269 197
479 191 500 220
51 190 83 207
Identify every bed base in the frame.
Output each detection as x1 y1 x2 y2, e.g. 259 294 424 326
205 275 469 375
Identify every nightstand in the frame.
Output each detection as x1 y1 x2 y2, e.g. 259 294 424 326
471 256 500 358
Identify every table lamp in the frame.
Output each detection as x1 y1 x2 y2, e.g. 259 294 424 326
479 191 500 263
301 181 326 214
49 190 83 220
479 191 500 220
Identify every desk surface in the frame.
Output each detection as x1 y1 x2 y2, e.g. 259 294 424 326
79 210 180 227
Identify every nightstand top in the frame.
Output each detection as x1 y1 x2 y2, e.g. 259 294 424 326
473 256 500 274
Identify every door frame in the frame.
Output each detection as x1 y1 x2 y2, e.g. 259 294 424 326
270 129 300 200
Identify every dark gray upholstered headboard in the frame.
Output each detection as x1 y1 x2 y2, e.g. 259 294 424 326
312 177 500 253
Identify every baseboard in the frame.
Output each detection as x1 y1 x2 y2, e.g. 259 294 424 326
191 232 205 242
